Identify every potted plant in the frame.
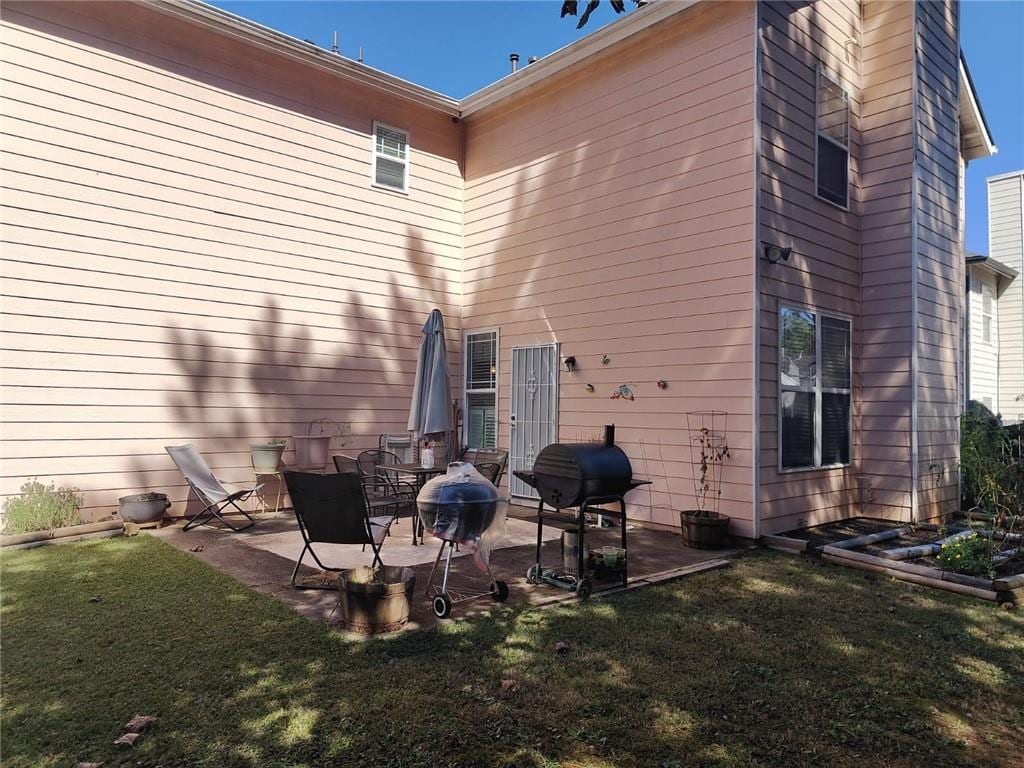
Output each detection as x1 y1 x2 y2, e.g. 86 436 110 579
250 439 288 474
680 411 731 549
293 418 349 471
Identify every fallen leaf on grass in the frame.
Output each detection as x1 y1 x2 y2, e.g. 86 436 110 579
77 763 104 767
125 714 158 733
189 545 204 553
113 733 139 747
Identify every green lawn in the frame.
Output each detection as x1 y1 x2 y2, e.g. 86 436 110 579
1 537 1021 768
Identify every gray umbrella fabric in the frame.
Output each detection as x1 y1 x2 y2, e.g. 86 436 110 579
407 308 452 438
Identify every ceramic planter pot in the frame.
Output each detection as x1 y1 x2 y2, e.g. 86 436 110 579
118 493 170 524
292 435 331 471
680 510 730 549
250 442 286 473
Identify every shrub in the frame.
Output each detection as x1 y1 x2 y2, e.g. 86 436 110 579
960 404 1023 519
2 480 83 534
936 533 994 578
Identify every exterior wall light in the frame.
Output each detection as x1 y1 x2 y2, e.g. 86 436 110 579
763 244 792 264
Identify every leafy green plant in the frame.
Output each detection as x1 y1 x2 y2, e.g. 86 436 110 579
960 405 1023 520
2 480 83 534
936 533 995 578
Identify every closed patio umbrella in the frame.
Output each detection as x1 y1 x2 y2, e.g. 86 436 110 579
407 308 453 444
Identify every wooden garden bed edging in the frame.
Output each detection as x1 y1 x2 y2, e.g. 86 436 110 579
0 520 123 549
760 534 808 553
822 546 1000 601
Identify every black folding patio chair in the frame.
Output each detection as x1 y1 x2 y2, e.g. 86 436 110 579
283 471 396 590
165 444 258 532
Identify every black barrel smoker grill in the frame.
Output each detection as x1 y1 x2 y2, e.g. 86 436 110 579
514 425 649 599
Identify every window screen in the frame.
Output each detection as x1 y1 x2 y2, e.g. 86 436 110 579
372 123 408 192
780 306 851 469
816 70 850 208
465 331 497 449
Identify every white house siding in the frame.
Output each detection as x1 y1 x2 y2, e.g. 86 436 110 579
967 266 1000 411
988 172 1024 423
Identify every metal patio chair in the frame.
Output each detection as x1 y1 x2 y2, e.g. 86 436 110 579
165 444 258 532
283 470 396 589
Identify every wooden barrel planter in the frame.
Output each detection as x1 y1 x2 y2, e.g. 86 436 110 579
680 511 730 549
337 566 416 634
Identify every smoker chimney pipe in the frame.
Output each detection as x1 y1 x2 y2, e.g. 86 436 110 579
509 52 520 73
604 424 615 447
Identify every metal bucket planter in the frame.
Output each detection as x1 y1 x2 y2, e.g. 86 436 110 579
337 566 416 634
250 442 286 473
118 493 170 526
680 510 730 550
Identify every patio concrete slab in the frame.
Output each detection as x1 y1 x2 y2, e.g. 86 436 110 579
150 507 738 634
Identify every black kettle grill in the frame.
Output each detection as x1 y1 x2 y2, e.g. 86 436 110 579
514 425 649 599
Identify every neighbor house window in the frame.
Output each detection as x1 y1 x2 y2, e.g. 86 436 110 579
465 330 498 449
780 306 851 469
982 284 993 344
372 122 409 193
815 68 850 208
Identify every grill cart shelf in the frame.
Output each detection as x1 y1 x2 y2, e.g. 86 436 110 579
514 425 649 600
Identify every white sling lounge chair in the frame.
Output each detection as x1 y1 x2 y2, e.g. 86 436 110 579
165 444 258 532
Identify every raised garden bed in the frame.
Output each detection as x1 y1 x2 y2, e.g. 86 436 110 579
820 523 1023 604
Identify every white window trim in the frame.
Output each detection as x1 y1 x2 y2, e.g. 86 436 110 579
463 328 499 450
370 120 410 194
814 66 851 211
778 304 853 473
981 284 994 345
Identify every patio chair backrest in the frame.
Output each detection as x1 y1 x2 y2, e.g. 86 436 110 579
332 454 360 476
461 448 508 485
165 444 230 503
284 471 372 546
474 462 503 486
357 449 400 481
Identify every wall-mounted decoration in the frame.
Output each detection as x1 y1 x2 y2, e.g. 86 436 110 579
656 380 668 390
563 355 576 373
601 354 610 365
610 384 634 401
585 383 595 393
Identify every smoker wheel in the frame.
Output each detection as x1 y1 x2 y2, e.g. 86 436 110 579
491 580 509 602
576 578 592 601
432 594 453 619
526 564 541 585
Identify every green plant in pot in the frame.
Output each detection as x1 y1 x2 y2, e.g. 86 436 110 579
250 438 288 474
680 411 731 549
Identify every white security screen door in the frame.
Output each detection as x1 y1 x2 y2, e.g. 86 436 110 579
509 343 559 499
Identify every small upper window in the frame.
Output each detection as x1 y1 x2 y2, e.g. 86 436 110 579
372 122 409 193
815 69 850 208
982 284 994 343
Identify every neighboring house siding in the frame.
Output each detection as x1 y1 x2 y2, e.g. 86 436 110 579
913 0 961 519
967 266 1000 411
988 172 1024 422
757 0 864 533
462 3 757 534
857 0 916 520
0 1 464 521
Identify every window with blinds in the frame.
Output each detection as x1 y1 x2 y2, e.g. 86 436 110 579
780 306 851 470
372 122 409 193
464 330 498 450
815 68 850 208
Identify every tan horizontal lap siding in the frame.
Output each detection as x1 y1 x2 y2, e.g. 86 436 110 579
462 2 757 536
914 0 961 519
0 1 464 521
758 0 867 533
988 174 1024 423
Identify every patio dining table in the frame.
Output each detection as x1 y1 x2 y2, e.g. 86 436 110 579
390 462 445 545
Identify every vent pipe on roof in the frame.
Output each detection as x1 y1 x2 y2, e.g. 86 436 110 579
358 46 364 63
331 31 339 54
509 52 520 73
528 56 538 65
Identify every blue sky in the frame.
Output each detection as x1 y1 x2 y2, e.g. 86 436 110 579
215 1 1022 253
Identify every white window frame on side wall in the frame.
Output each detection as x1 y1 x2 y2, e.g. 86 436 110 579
814 66 851 211
981 283 994 345
371 120 410 194
463 328 499 450
778 303 853 473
